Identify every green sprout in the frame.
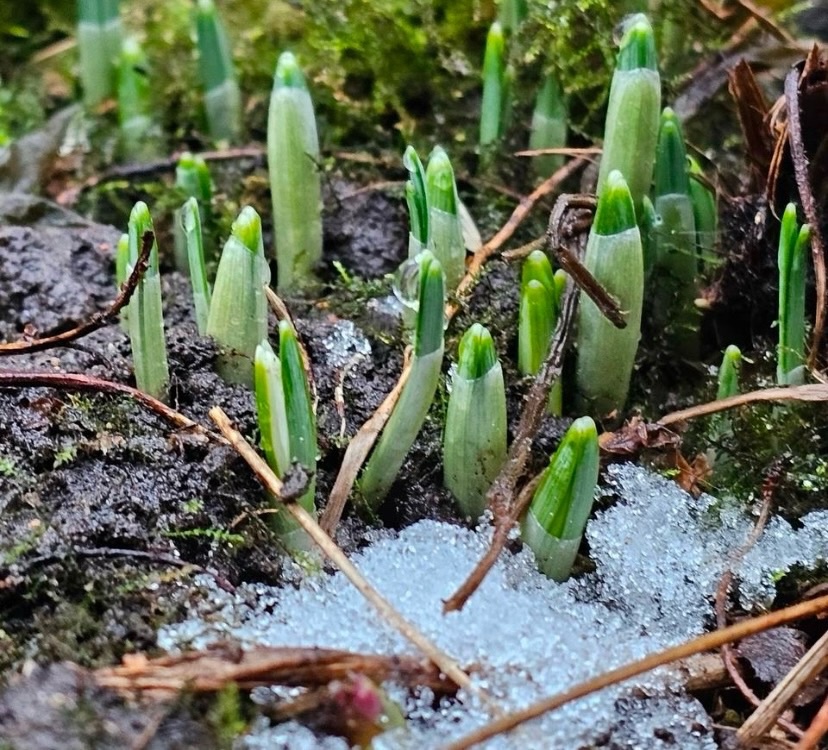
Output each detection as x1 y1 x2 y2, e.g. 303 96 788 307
777 203 811 386
267 51 323 293
206 206 270 385
595 13 660 217
360 251 445 510
443 324 507 522
180 197 212 336
195 0 242 142
77 0 121 108
529 73 568 179
116 37 154 160
126 202 169 401
254 325 317 554
717 345 742 400
497 0 527 31
518 250 562 414
688 156 718 264
404 145 429 258
575 170 643 415
479 22 507 148
521 416 599 581
652 107 699 360
115 232 129 330
426 146 465 290
174 152 213 273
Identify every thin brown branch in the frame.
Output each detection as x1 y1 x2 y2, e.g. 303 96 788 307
96 644 454 695
320 348 412 536
796 686 828 750
513 147 601 158
785 56 828 371
209 407 481 700
443 285 578 613
447 157 588 319
0 371 221 442
443 593 828 750
0 231 153 355
658 384 828 426
715 460 803 739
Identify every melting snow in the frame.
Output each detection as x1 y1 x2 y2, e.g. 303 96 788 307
159 464 828 748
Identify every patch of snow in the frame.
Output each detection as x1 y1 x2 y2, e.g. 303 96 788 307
160 464 828 748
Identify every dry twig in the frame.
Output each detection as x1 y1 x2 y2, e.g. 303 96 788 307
0 231 153 356
443 594 828 750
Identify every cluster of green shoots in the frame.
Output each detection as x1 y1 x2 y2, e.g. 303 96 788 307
77 0 242 154
104 6 812 582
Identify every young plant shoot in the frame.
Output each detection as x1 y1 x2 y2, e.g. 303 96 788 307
360 252 445 510
195 0 242 142
127 202 169 401
652 107 699 360
518 250 562 414
521 416 599 581
267 51 323 293
777 203 811 385
529 73 568 179
717 345 742 400
497 0 527 31
254 323 317 554
575 170 643 415
404 145 429 258
117 37 154 160
174 152 213 272
180 197 212 335
443 324 507 521
77 0 121 108
688 156 717 264
596 13 660 216
116 232 129 330
479 22 506 148
426 147 465 290
206 206 270 385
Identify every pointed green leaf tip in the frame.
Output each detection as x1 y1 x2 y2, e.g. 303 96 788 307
616 14 657 72
483 22 505 76
176 152 212 202
717 344 742 400
457 323 497 380
521 250 555 295
403 146 428 244
426 146 457 215
231 206 263 254
274 52 307 90
415 251 445 357
655 108 690 197
592 170 636 235
532 415 599 540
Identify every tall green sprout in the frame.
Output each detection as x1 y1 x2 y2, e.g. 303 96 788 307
254 324 317 555
518 250 562 414
688 156 717 264
575 171 643 415
77 0 121 108
206 206 270 385
652 107 699 360
174 152 213 273
116 232 129 330
361 252 445 510
479 22 506 148
180 198 212 336
267 52 323 293
596 13 660 217
116 37 153 160
443 324 507 521
404 146 429 258
521 416 599 581
777 203 811 386
426 147 465 290
497 0 527 31
529 74 568 179
127 202 169 401
717 345 742 400
195 0 242 142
